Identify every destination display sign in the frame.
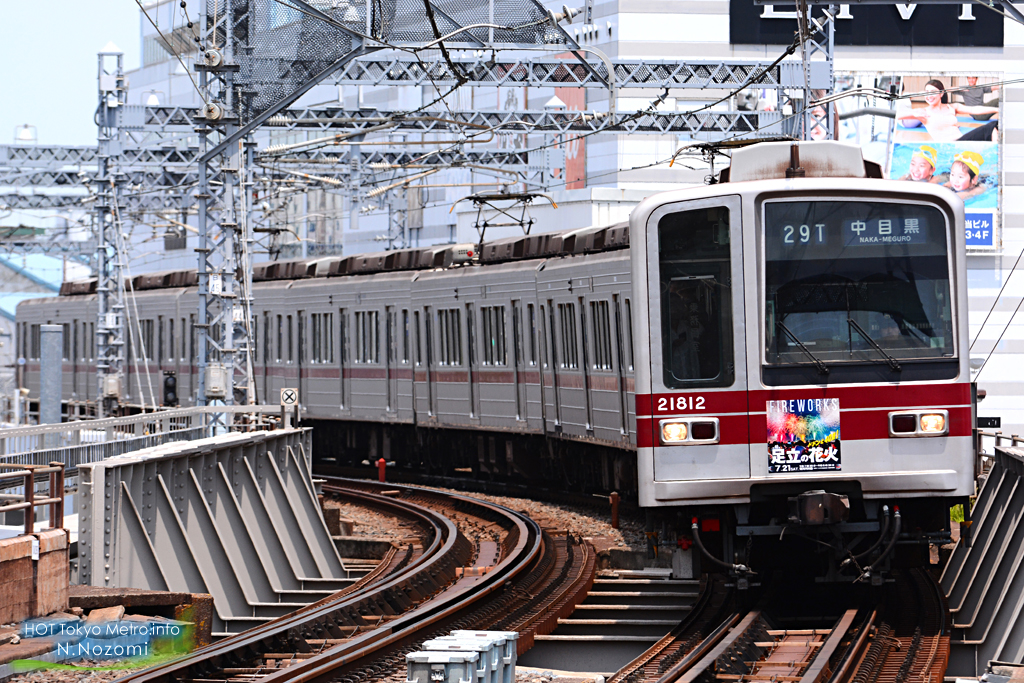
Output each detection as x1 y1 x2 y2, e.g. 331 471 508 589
843 218 929 246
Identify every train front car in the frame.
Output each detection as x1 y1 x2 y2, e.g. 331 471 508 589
630 141 973 583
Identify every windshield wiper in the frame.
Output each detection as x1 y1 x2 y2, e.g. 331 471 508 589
847 318 901 372
776 321 829 375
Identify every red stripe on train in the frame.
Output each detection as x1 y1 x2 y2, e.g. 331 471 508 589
637 405 972 448
636 383 971 417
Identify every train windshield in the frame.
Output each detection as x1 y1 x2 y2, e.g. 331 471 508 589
764 200 953 367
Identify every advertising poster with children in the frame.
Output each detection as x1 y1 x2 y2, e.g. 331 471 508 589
824 73 1002 250
767 398 842 474
890 142 999 249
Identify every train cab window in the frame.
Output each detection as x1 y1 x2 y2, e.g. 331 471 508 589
764 201 954 375
481 306 507 366
590 301 613 370
557 303 579 369
658 206 734 388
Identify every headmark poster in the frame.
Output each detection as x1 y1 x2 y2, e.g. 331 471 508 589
767 398 842 474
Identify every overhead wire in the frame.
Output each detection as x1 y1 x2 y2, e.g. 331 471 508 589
132 0 208 104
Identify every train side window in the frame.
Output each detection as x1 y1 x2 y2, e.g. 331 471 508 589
276 315 283 362
157 317 164 364
414 311 422 365
386 307 397 364
60 323 69 361
181 318 186 361
142 319 154 361
512 301 523 368
658 206 734 388
325 313 334 363
539 305 549 368
287 315 294 363
590 301 613 371
262 313 269 364
72 320 79 362
527 303 537 365
297 313 305 366
354 311 380 363
438 308 462 366
624 299 634 371
402 310 410 364
339 309 347 365
168 318 175 361
481 305 507 366
557 303 578 369
312 314 320 363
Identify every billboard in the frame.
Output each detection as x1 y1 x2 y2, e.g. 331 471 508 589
833 73 1002 250
730 3 1003 47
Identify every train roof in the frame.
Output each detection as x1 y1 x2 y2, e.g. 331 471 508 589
57 221 630 296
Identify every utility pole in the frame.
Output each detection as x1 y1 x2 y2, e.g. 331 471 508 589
94 50 127 417
195 0 255 421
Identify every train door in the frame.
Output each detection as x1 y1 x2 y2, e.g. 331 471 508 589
511 300 527 422
385 306 396 413
645 196 749 482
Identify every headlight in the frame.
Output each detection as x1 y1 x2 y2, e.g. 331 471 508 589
888 410 948 437
661 422 688 443
920 413 946 433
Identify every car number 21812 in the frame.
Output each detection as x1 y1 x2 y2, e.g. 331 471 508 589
657 396 705 412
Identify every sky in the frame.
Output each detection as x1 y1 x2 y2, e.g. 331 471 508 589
0 1 140 147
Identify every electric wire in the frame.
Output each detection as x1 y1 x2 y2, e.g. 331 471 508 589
132 0 208 105
971 246 1024 352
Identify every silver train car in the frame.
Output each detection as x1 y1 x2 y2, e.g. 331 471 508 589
18 141 975 577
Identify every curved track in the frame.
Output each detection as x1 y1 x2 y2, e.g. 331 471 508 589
116 477 595 683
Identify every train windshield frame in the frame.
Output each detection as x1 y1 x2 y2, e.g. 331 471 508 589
762 197 956 374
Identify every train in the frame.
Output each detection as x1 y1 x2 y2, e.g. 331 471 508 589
18 141 976 580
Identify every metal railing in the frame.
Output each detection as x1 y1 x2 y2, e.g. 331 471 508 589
0 462 65 534
0 405 285 475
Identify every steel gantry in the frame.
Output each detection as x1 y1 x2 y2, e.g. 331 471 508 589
94 51 129 416
3 0 839 410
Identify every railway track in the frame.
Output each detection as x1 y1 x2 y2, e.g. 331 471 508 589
116 478 594 683
609 569 948 683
